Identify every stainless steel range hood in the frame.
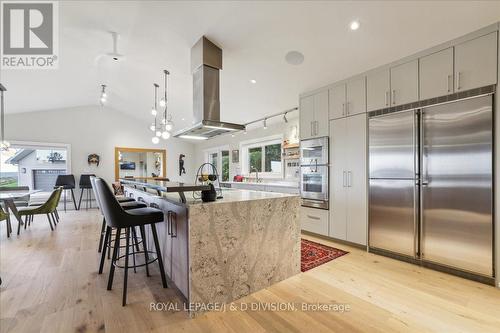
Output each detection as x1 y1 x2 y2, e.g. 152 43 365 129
174 37 245 140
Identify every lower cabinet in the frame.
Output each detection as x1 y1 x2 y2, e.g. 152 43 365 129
300 206 329 236
329 114 368 245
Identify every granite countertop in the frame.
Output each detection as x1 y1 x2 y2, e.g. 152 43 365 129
221 181 299 188
161 188 298 206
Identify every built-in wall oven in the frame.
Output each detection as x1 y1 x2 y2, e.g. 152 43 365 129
300 137 329 209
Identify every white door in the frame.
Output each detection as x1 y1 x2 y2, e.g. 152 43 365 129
329 84 346 120
455 32 498 91
366 69 390 111
390 60 419 106
346 114 368 245
329 118 347 240
299 95 314 140
314 90 329 137
346 76 366 116
419 48 454 100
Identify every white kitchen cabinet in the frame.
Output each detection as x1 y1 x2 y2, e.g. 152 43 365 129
329 84 346 120
329 119 347 240
300 90 329 139
390 60 419 106
419 48 454 99
455 32 497 91
299 95 315 140
345 114 367 245
301 206 329 236
314 90 329 137
346 76 366 116
366 69 390 111
329 113 367 245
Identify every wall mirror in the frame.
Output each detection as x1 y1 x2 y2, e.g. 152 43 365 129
114 147 166 180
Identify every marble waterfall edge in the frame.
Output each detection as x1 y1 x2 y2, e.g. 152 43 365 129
188 196 301 311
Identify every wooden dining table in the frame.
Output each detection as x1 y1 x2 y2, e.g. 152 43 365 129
0 190 42 235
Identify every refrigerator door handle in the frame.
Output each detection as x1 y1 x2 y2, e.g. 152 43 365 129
342 171 346 187
348 171 352 187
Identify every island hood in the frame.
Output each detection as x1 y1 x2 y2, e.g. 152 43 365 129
174 36 245 139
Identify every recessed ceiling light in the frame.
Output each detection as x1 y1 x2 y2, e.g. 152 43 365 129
285 51 304 65
250 79 257 84
350 20 360 31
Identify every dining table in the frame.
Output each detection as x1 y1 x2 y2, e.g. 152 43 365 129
0 190 42 236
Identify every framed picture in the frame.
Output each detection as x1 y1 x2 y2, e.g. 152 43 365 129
231 150 239 163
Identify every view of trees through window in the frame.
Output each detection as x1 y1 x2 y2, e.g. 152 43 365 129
248 142 282 174
222 151 229 181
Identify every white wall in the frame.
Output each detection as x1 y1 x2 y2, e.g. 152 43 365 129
5 105 196 186
194 116 299 181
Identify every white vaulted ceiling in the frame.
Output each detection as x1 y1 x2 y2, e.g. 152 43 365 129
1 1 500 128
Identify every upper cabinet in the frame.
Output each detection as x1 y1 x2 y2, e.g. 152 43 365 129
330 77 366 119
419 48 454 99
390 60 418 106
366 69 390 112
455 32 497 91
300 90 329 140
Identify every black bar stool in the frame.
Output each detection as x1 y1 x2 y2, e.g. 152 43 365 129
54 175 77 211
94 178 167 306
78 174 95 210
90 177 142 254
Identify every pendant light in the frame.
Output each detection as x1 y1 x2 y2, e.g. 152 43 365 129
151 83 160 144
161 70 173 139
99 84 107 105
0 83 10 151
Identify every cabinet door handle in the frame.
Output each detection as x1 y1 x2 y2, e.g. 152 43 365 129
447 74 452 93
456 72 461 90
310 122 313 136
315 121 318 136
167 211 172 236
348 171 352 187
385 91 389 106
172 212 177 238
307 214 320 220
342 103 345 116
342 171 346 187
392 90 396 105
346 101 349 115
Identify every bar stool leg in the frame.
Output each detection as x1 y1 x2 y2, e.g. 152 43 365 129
88 188 92 209
78 188 84 210
5 215 10 238
99 226 111 274
139 225 150 277
63 190 67 212
151 224 167 288
70 189 78 210
123 227 130 306
131 229 137 274
98 217 106 253
107 227 121 290
24 215 28 230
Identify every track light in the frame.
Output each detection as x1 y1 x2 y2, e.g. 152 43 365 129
244 126 247 134
263 118 267 129
283 112 288 123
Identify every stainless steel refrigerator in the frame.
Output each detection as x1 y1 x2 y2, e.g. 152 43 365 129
368 95 493 277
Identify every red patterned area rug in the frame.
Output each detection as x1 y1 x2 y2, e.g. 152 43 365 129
301 239 348 272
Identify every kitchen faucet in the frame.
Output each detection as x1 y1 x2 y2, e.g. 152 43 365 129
250 167 261 183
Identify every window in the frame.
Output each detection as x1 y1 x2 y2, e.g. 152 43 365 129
204 146 230 182
242 137 282 177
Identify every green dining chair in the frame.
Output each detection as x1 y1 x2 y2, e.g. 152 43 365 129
0 206 11 238
16 187 62 235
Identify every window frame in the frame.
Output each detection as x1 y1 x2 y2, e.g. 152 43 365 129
240 135 283 178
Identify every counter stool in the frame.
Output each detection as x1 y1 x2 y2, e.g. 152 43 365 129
55 175 77 211
90 177 144 253
95 178 167 306
78 174 95 210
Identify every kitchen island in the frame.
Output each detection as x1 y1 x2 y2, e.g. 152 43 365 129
121 179 301 314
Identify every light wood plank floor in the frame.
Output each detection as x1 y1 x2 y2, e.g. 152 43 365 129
1 210 499 333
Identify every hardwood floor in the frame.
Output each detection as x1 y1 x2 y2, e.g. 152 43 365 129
1 209 499 333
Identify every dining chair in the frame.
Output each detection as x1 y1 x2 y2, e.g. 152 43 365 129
54 175 77 211
0 206 11 238
78 174 95 210
16 187 63 234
